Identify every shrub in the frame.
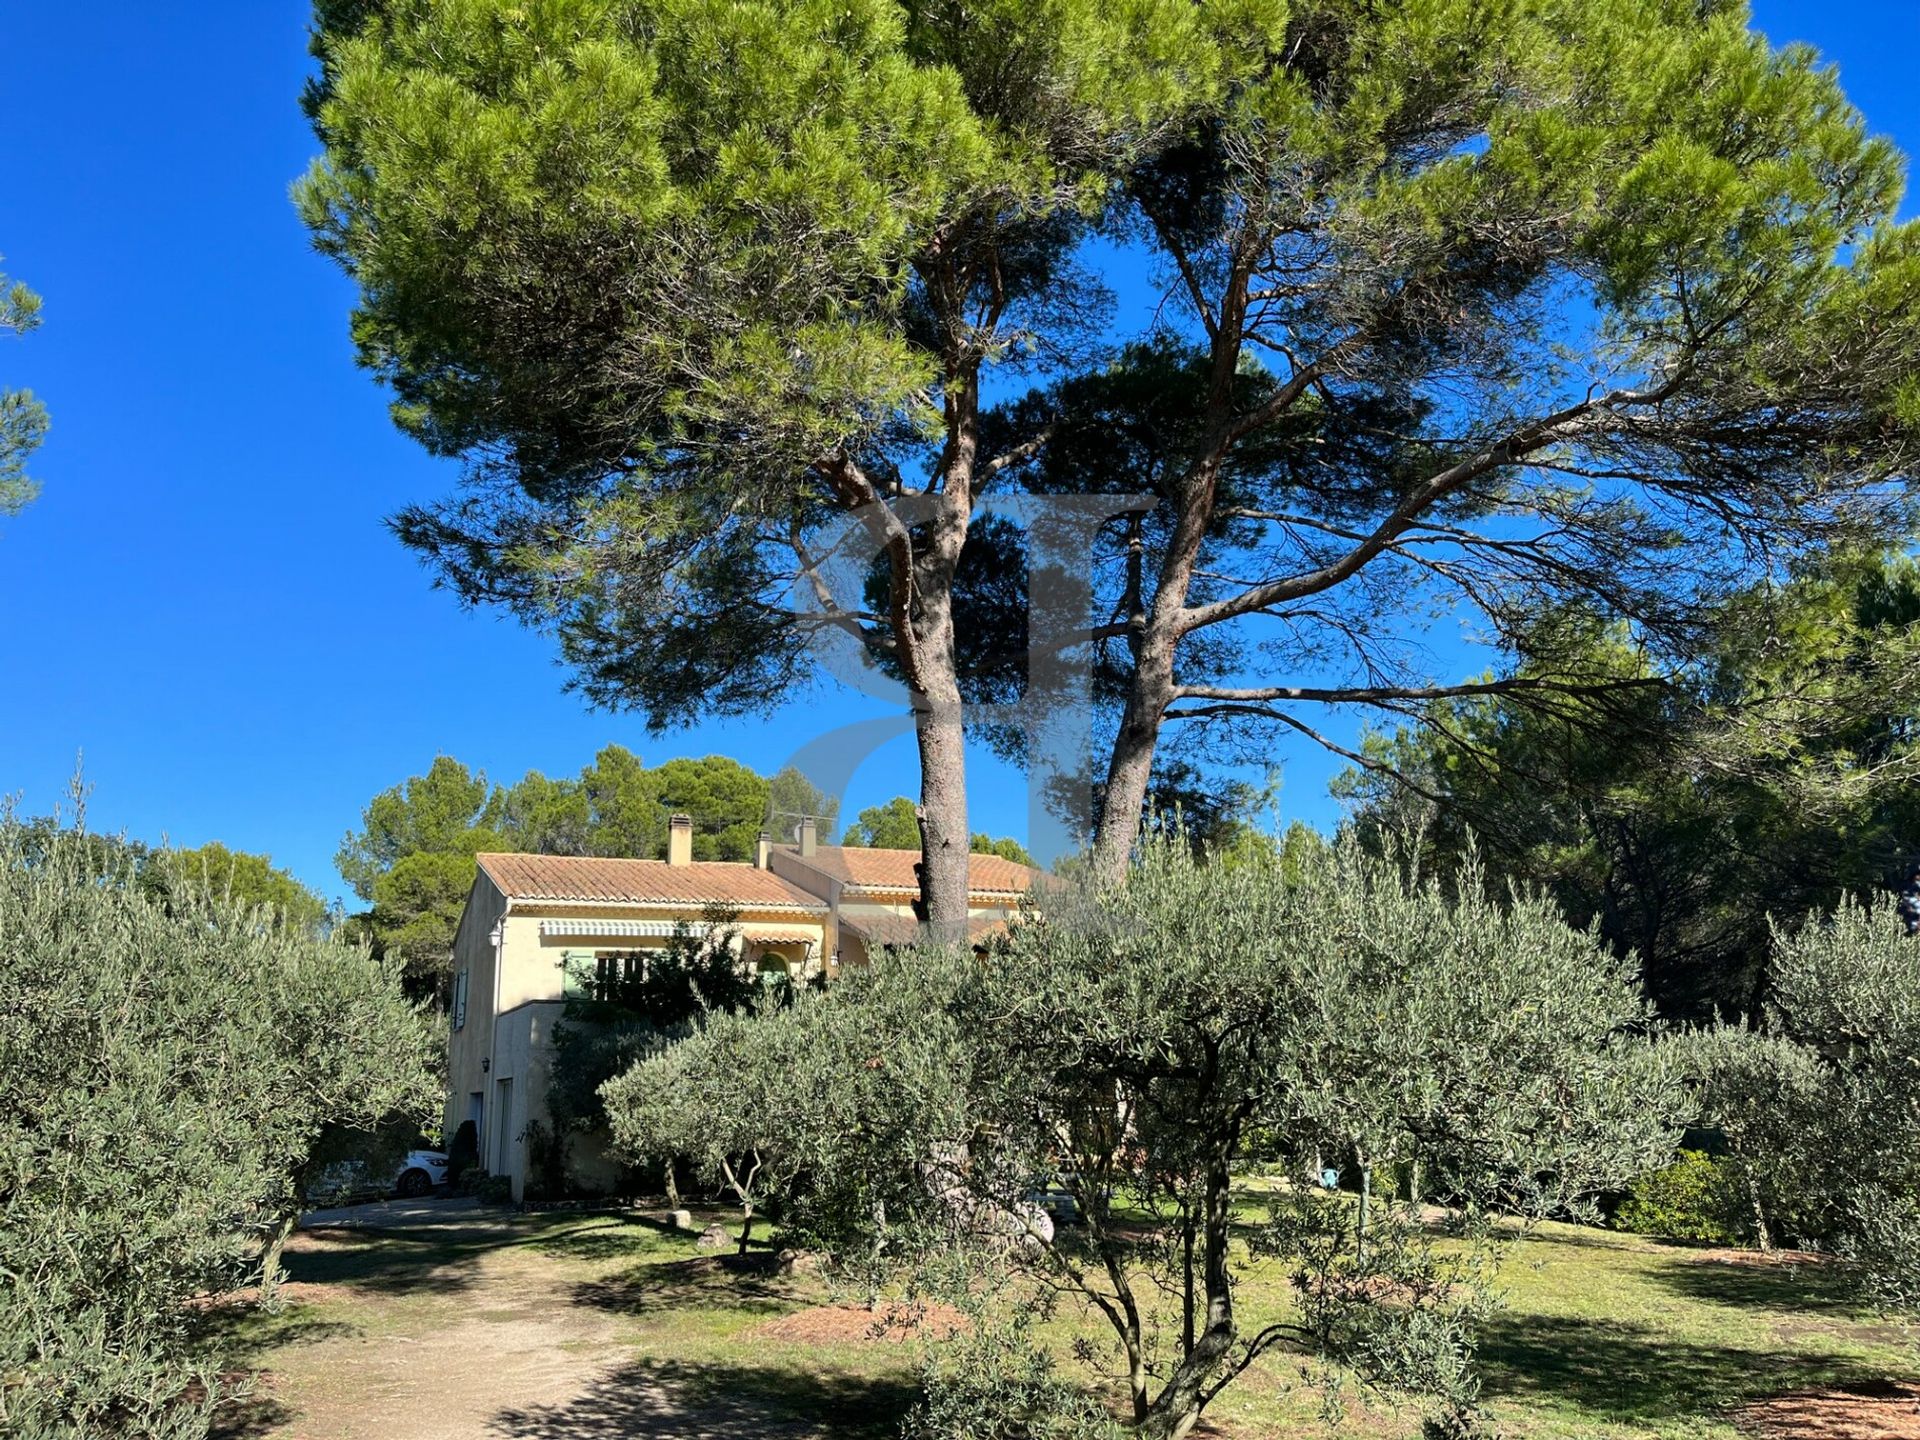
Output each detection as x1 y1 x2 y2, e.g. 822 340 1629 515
446 1119 479 1186
470 1173 514 1205
903 1308 1122 1440
0 815 438 1438
1614 1150 1748 1245
521 1119 569 1201
1682 896 1920 1298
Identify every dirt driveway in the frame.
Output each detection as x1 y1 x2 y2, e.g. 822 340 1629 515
214 1200 911 1440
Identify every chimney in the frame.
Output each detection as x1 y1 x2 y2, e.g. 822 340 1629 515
667 813 693 866
755 830 772 869
798 816 817 857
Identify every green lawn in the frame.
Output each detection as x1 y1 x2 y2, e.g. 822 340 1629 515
208 1204 1916 1440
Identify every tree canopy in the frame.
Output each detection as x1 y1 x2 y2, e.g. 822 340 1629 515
1337 550 1920 1019
304 0 1920 909
843 794 1033 864
0 259 47 517
299 0 1294 919
143 840 330 934
5 817 331 938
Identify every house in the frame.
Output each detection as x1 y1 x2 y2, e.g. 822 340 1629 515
444 813 1037 1199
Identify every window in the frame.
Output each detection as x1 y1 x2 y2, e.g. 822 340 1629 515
561 949 661 1004
593 951 646 1002
452 969 469 1030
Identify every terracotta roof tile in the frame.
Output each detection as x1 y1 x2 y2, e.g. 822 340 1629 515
779 845 1038 896
474 853 826 910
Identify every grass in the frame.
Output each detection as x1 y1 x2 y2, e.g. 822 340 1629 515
210 1204 1918 1440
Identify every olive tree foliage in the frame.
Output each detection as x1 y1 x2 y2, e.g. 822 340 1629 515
604 945 972 1257
0 816 439 1440
607 831 1686 1438
0 259 47 517
298 0 1286 925
1697 896 1920 1306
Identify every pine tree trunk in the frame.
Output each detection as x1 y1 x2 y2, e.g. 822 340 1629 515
1086 266 1252 885
910 551 972 934
1089 644 1174 884
913 665 971 935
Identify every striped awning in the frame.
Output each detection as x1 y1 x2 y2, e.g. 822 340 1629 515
539 917 819 944
540 918 716 939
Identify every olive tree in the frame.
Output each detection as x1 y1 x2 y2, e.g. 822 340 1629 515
1698 895 1920 1306
0 817 439 1439
607 831 1686 1438
604 945 973 1256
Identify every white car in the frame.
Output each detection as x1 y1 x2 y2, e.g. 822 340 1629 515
308 1149 450 1204
393 1149 451 1198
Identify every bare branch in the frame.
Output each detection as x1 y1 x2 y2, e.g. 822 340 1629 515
1175 675 1665 706
1180 371 1692 635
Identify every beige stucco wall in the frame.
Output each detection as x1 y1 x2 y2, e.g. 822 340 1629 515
444 858 1025 1200
834 896 1025 969
443 873 507 1166
445 890 830 1200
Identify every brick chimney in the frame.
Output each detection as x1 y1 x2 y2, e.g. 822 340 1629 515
755 830 772 869
798 816 817 857
667 813 693 866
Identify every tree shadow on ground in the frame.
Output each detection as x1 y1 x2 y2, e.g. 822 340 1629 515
190 1305 358 1368
528 1226 679 1264
280 1229 486 1296
1646 1250 1864 1318
285 1210 629 1295
570 1253 799 1319
488 1357 917 1439
208 1394 296 1440
1478 1313 1895 1422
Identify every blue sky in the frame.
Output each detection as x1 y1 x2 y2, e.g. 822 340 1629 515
2 3 1917 904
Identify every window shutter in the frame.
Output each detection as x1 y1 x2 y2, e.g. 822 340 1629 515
560 950 593 1000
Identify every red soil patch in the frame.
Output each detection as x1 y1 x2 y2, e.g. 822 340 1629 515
191 1281 355 1312
1736 1383 1920 1440
756 1301 968 1345
1689 1247 1828 1269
